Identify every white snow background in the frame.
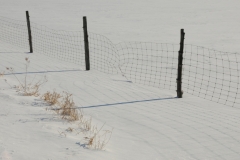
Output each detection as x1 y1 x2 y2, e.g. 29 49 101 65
0 0 240 160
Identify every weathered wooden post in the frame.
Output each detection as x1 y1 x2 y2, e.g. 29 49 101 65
26 11 33 53
177 29 185 98
83 16 90 71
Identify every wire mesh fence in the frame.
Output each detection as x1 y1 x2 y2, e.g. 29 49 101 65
88 32 120 74
116 42 179 91
183 45 240 107
0 16 29 49
31 23 85 66
0 15 239 108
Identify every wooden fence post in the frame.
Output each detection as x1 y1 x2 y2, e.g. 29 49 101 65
83 16 90 71
177 29 185 98
26 11 33 53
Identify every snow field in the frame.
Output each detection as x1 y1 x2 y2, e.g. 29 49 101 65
1 0 240 159
0 41 240 159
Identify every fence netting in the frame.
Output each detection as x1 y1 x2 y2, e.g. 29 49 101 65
0 16 28 49
88 32 120 74
183 45 240 108
0 16 239 108
116 42 178 90
30 23 85 66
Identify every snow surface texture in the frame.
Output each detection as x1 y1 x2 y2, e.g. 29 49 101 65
0 42 240 160
0 0 240 159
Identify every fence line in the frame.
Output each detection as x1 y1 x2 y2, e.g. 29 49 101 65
116 42 179 90
0 15 239 108
183 45 240 107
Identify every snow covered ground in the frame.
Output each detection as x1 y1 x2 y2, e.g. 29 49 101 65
0 0 240 159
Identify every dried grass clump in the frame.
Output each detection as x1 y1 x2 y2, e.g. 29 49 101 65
84 123 113 150
58 92 80 122
6 58 47 96
42 91 81 122
42 90 61 105
79 117 93 132
41 90 113 150
76 115 96 135
16 79 47 97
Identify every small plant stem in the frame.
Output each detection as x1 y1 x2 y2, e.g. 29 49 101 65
11 72 24 89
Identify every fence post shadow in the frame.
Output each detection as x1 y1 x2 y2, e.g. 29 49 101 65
79 97 176 109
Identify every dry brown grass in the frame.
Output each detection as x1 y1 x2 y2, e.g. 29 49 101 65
16 78 47 97
43 91 81 122
6 58 47 96
80 117 93 132
41 90 62 105
0 71 4 77
84 123 113 150
58 92 79 121
41 90 113 150
86 131 112 150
